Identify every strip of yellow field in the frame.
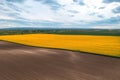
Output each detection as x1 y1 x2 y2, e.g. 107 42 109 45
0 34 120 57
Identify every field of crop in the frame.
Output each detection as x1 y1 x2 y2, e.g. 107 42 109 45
0 34 120 57
0 29 120 36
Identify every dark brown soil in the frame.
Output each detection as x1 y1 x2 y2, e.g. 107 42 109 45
0 41 120 80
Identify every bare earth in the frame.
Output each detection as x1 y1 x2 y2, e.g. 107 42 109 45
0 41 120 80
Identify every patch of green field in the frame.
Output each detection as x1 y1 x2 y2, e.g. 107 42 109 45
0 29 120 36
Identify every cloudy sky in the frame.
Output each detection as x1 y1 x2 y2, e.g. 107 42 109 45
0 0 120 29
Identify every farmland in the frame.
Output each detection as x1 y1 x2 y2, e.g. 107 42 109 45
0 29 120 36
0 41 120 80
0 29 120 80
0 33 120 57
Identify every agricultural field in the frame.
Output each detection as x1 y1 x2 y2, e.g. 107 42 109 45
0 41 120 80
1 0 120 79
0 29 120 36
0 33 120 57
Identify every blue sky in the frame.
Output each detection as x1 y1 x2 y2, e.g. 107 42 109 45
0 0 120 29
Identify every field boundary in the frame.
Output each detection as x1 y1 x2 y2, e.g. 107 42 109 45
0 40 120 59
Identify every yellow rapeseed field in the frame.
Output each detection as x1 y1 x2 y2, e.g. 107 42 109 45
0 34 120 57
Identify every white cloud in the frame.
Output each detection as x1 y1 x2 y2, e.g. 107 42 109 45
0 15 15 20
92 25 120 29
0 0 120 28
